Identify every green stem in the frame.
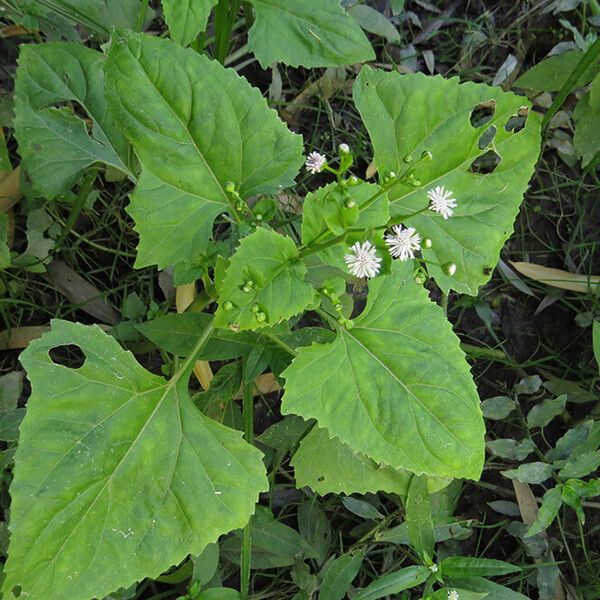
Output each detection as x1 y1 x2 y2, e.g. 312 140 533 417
135 0 149 32
173 319 215 385
54 171 97 251
240 373 254 600
298 233 347 258
589 0 600 16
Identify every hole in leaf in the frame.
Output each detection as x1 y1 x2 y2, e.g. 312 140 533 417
470 100 496 128
505 107 529 133
11 586 22 598
478 125 497 149
317 476 325 482
48 345 86 369
469 150 501 174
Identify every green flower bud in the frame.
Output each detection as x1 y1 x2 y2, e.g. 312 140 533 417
251 303 260 313
388 171 397 179
403 154 413 163
223 300 234 311
241 279 254 293
421 150 433 161
225 181 236 193
333 302 343 311
422 238 433 249
348 175 359 186
255 311 267 323
235 201 245 212
255 213 263 221
344 198 356 208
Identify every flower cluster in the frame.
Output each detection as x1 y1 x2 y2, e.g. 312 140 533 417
345 184 458 279
304 148 459 279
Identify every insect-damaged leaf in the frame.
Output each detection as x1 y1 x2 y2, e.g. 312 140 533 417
354 67 541 295
106 30 303 269
282 261 485 480
3 320 267 600
14 43 130 198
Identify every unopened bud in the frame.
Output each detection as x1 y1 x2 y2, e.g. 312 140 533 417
348 175 359 186
344 198 356 208
223 300 234 311
339 143 351 154
255 213 263 221
255 311 267 323
403 154 413 163
421 150 433 161
333 302 343 311
225 181 236 193
251 303 260 313
422 238 433 249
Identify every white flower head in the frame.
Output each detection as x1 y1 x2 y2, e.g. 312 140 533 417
305 151 327 174
427 185 457 219
339 143 351 154
344 241 382 279
448 591 460 600
429 563 439 573
385 225 421 261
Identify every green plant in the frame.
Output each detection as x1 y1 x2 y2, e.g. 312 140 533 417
0 8 546 600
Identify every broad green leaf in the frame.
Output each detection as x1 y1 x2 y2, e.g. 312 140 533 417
390 0 405 14
546 421 593 462
565 478 600 499
559 450 600 479
354 67 542 295
136 313 260 359
486 438 535 461
221 506 312 568
14 42 130 198
291 426 411 497
214 228 315 331
406 475 434 562
257 415 312 451
514 51 600 92
353 565 430 600
348 5 401 43
526 485 562 537
377 520 473 545
447 577 529 600
342 497 383 520
440 556 520 578
574 89 600 166
105 30 303 269
282 260 485 480
526 394 566 428
502 462 554 485
247 0 375 68
319 550 365 600
480 396 516 420
162 0 217 46
4 320 267 600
